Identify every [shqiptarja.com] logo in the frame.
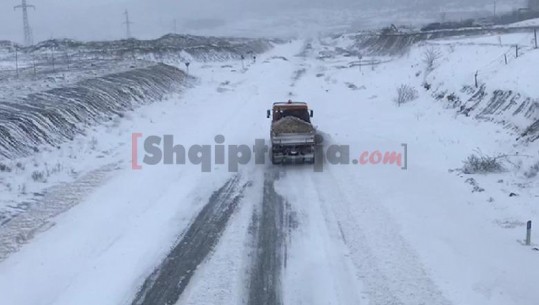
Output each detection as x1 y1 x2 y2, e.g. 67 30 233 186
131 133 408 173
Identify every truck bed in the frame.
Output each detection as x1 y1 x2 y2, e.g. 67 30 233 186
271 132 316 145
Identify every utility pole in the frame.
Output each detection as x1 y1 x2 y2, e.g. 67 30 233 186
173 19 177 34
32 53 36 78
534 28 538 49
51 46 55 72
493 0 497 18
14 45 19 78
64 50 70 70
526 221 532 246
14 0 35 46
123 10 133 39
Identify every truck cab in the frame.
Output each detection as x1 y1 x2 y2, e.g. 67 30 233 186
267 101 313 123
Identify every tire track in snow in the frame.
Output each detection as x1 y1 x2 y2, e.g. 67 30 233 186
313 169 453 305
247 170 291 305
277 169 368 305
0 162 119 262
131 175 249 305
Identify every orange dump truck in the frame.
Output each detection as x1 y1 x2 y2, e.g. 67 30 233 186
267 101 316 164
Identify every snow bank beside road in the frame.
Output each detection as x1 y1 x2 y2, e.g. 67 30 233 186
0 63 188 160
422 33 539 141
338 29 539 141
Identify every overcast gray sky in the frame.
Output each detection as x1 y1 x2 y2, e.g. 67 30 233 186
1 0 523 43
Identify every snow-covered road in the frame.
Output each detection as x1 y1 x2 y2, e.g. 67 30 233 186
0 39 537 305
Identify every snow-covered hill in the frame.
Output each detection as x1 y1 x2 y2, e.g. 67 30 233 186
0 63 189 160
26 34 274 63
335 28 539 142
0 34 275 99
0 34 276 162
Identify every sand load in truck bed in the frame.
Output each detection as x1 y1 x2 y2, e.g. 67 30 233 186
272 116 314 134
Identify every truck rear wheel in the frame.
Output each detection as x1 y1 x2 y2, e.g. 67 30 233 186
271 146 281 165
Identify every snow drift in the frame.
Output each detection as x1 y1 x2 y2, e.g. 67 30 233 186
442 86 539 142
0 63 188 160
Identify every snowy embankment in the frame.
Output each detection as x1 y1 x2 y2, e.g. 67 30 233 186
0 34 275 100
421 32 539 142
344 29 539 142
0 36 274 161
0 63 187 160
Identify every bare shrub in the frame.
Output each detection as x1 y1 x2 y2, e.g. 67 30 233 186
0 163 11 172
15 162 25 170
423 47 442 71
90 137 98 150
524 161 539 178
395 84 419 106
465 177 485 192
19 184 27 195
31 171 47 183
462 153 505 174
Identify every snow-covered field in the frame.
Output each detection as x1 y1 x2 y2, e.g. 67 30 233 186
0 29 538 305
508 17 539 28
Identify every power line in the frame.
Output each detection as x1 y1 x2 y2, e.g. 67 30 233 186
123 10 133 39
14 0 35 46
